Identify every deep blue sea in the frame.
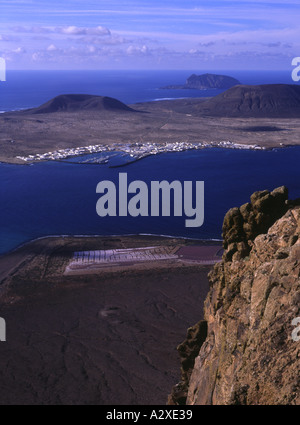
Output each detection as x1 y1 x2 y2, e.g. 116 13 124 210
0 69 296 111
0 70 299 255
1 147 300 255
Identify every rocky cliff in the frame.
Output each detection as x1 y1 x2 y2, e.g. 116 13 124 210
169 186 300 405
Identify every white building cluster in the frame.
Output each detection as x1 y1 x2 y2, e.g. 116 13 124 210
16 140 264 163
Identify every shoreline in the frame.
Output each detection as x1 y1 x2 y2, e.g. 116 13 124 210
0 142 295 167
1 143 293 166
0 231 214 405
0 233 223 259
1 95 300 165
0 144 290 166
0 234 222 296
0 233 219 308
14 141 267 164
0 248 212 404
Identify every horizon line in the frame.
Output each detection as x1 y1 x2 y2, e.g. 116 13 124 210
3 68 293 72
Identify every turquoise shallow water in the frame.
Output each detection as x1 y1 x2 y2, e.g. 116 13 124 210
1 147 300 255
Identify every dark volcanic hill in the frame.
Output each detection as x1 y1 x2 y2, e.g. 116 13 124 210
197 84 300 118
161 73 241 90
23 94 136 114
185 73 240 89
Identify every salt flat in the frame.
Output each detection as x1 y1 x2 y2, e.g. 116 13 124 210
0 235 216 405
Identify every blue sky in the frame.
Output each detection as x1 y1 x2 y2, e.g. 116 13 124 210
0 0 299 70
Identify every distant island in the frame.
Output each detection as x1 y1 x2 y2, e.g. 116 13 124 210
161 73 241 90
1 83 300 164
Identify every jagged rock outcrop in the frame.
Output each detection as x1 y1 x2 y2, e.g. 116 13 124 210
222 186 289 261
168 321 207 405
169 187 300 405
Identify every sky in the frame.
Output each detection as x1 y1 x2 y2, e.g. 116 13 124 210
0 0 299 70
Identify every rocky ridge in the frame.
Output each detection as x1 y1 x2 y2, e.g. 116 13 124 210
196 84 300 117
169 186 300 405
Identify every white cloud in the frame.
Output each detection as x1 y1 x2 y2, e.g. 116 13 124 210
126 45 150 56
12 25 53 34
0 34 20 42
60 25 110 36
47 44 57 51
12 25 111 37
12 47 26 54
76 34 129 46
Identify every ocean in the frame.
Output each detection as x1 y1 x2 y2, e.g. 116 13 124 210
0 69 295 112
0 69 299 255
1 147 300 255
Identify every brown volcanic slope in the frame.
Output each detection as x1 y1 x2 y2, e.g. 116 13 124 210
20 94 137 114
169 187 300 406
0 236 212 405
197 84 300 118
2 86 300 164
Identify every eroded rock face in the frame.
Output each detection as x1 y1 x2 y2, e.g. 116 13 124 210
170 188 300 405
168 321 207 405
222 186 289 261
